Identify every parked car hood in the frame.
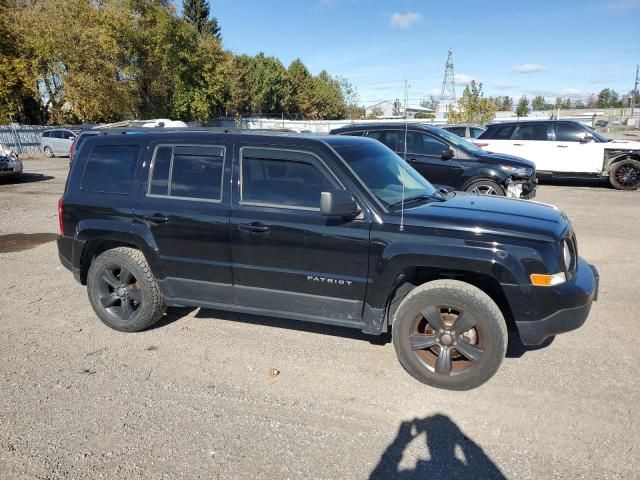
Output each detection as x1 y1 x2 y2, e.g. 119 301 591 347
402 193 568 242
476 151 536 169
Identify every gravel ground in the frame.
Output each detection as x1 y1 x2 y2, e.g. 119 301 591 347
1 158 638 480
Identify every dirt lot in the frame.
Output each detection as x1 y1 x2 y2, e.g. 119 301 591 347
1 157 638 479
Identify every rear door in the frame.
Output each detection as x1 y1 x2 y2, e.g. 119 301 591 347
478 124 519 156
230 144 371 324
134 141 234 305
509 123 553 171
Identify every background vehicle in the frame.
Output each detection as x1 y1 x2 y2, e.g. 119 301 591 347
40 128 78 157
330 123 536 198
441 124 487 140
0 143 22 179
57 129 597 390
477 120 640 190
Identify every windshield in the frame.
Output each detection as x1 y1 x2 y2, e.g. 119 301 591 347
434 127 488 155
581 124 609 143
331 141 438 208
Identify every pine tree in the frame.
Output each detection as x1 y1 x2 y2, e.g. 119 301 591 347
183 0 221 39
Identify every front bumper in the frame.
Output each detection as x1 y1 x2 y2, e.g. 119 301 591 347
507 176 537 200
0 159 22 177
504 258 598 345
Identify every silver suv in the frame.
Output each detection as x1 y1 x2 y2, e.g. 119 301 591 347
40 129 78 157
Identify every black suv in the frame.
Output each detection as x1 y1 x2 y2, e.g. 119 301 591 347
330 123 537 199
57 129 598 390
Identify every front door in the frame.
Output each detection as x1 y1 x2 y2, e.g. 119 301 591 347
403 130 463 188
134 141 234 304
230 144 371 325
547 123 603 173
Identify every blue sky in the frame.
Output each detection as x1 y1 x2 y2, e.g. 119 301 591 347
182 0 639 106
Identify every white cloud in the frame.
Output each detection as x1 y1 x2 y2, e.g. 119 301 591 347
528 88 593 99
454 74 477 86
390 12 423 29
494 83 517 90
427 88 442 96
512 64 547 73
604 0 640 11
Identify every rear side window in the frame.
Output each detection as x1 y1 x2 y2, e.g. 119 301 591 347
445 127 466 137
470 127 485 139
514 124 548 141
81 145 140 194
491 125 516 139
241 150 336 209
367 130 402 151
148 145 225 201
41 131 50 138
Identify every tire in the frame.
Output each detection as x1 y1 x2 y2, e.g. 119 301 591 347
464 179 506 196
87 247 166 332
609 158 640 190
391 280 507 390
43 146 54 158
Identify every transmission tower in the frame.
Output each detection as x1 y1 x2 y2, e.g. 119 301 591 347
436 50 456 119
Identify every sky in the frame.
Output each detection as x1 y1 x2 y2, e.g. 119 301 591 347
180 0 639 107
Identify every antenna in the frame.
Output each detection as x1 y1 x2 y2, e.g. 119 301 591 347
399 79 409 232
436 49 456 119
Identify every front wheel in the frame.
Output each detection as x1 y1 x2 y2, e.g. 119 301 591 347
464 179 505 196
392 280 507 390
87 247 166 332
43 146 54 158
609 159 640 190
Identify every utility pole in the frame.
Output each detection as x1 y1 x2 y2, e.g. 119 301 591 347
631 63 639 118
403 79 410 119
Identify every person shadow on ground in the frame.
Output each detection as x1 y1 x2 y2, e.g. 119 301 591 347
369 414 506 480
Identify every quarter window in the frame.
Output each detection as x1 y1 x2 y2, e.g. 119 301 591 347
470 127 485 139
241 152 335 209
514 124 548 141
81 145 140 194
148 145 224 201
554 123 586 142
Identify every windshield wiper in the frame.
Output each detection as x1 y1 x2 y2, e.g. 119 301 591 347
387 193 444 208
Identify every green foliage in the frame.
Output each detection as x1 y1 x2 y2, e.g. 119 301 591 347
2 0 352 124
447 81 497 124
516 96 530 117
183 0 221 38
414 112 435 119
597 88 622 108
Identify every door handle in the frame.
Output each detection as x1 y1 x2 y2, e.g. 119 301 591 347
512 143 524 146
238 222 270 233
556 145 569 148
408 158 417 163
144 214 169 224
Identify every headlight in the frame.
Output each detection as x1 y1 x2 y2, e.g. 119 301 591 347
563 240 572 271
500 165 532 177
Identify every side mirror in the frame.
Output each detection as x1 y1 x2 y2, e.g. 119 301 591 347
580 133 593 144
441 148 455 160
320 190 360 217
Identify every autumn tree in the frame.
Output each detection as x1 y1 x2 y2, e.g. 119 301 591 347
447 81 497 124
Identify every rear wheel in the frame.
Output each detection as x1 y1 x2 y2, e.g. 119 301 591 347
87 247 166 332
43 146 54 158
392 280 507 390
609 159 640 190
464 179 505 196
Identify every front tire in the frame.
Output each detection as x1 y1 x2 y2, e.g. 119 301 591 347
464 179 506 196
43 146 54 158
392 280 507 390
609 158 640 190
87 247 166 332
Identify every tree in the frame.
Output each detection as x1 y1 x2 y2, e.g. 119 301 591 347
531 96 546 111
183 0 221 38
447 81 497 124
516 96 530 117
420 95 438 111
392 98 402 116
597 88 621 108
367 106 384 119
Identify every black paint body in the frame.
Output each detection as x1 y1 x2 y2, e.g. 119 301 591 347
58 130 598 345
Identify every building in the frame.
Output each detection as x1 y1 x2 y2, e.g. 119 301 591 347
365 101 434 119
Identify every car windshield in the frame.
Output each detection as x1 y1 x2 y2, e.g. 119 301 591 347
433 127 487 155
581 124 609 143
331 141 440 208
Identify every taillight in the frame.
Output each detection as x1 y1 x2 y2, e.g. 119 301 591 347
69 135 78 163
58 197 64 235
474 142 489 148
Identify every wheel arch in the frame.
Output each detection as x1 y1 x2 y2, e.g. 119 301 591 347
461 171 509 191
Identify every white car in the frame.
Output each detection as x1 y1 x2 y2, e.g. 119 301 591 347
476 120 640 190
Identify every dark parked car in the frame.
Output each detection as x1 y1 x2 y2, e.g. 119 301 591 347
57 129 598 390
330 123 537 198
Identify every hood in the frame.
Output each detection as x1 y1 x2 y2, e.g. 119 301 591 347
402 193 568 242
476 151 536 169
603 139 640 150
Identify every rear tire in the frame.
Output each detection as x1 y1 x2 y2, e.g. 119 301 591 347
392 280 507 390
609 158 640 190
87 247 166 332
464 179 505 196
43 146 54 158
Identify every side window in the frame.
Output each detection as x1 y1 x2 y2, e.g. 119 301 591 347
241 151 336 209
367 130 401 151
41 131 50 138
406 131 448 156
62 131 75 140
446 127 466 137
493 125 516 139
554 123 585 142
148 145 224 201
470 127 485 139
514 124 548 141
81 145 140 194
52 130 62 139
